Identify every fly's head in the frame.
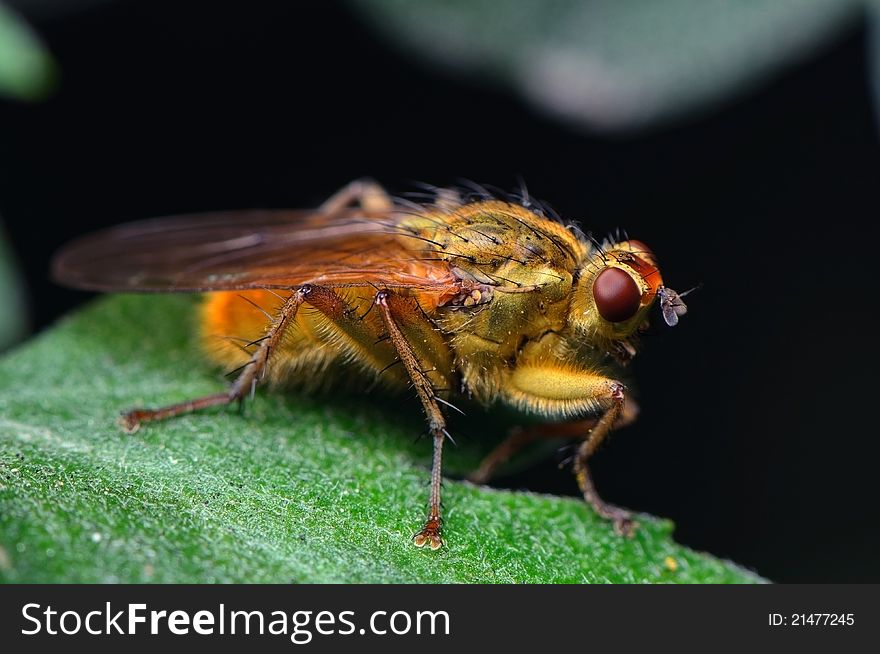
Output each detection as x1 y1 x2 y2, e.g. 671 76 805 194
570 239 687 360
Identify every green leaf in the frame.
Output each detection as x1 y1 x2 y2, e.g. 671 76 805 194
0 294 764 582
0 3 55 100
350 0 859 131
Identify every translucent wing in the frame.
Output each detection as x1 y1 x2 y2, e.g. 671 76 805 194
51 207 458 294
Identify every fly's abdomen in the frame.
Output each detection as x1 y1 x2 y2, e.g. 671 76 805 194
200 288 454 394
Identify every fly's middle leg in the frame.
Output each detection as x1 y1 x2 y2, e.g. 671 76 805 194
376 290 454 550
281 285 454 549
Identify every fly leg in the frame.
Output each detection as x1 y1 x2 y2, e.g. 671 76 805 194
572 383 637 536
288 284 453 549
467 426 545 486
498 365 638 536
467 400 639 485
120 287 308 432
376 290 452 550
319 178 394 214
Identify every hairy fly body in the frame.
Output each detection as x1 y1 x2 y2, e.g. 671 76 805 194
52 180 688 549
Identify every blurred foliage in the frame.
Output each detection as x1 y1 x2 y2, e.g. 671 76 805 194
351 0 861 131
868 0 880 120
0 2 55 100
0 221 27 350
0 295 764 582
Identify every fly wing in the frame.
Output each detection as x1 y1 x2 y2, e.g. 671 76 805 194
51 207 458 294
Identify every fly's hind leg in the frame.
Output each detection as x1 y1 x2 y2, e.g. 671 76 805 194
120 287 308 432
499 365 638 536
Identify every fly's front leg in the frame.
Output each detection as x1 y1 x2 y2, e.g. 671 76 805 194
120 287 308 432
572 383 637 537
319 178 394 214
501 364 638 536
376 290 452 550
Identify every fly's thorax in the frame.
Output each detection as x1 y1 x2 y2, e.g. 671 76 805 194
436 264 574 370
568 240 664 350
397 200 587 274
403 200 584 345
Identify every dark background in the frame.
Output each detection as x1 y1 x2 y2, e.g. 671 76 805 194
1 0 878 583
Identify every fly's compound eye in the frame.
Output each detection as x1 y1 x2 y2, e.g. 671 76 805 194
593 267 641 323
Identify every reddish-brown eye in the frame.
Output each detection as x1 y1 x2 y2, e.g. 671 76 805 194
593 267 641 322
